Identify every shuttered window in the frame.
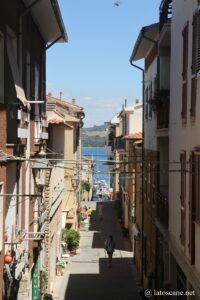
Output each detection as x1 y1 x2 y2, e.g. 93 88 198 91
190 77 197 118
194 152 200 223
189 153 195 264
149 82 152 119
190 13 199 118
181 23 189 119
145 87 148 119
180 152 186 246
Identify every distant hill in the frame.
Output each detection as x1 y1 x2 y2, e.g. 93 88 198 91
82 125 106 147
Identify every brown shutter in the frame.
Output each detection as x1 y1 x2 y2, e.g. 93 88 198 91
181 23 188 119
196 13 200 73
196 154 200 222
149 82 152 118
191 14 198 118
189 153 195 264
191 14 197 74
182 23 189 81
181 82 187 119
145 87 148 119
180 152 186 246
190 77 197 118
182 23 189 120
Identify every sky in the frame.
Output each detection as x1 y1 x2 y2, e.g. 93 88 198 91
47 0 161 127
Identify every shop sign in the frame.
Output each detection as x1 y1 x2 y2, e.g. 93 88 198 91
32 257 39 300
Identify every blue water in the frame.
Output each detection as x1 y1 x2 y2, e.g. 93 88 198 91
82 147 110 185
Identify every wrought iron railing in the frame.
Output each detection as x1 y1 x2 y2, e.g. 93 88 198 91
156 191 168 229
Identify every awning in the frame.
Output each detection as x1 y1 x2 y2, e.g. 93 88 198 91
7 34 31 110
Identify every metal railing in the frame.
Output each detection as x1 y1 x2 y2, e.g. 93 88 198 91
156 191 168 229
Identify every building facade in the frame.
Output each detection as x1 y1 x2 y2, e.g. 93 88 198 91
130 0 200 298
0 1 67 299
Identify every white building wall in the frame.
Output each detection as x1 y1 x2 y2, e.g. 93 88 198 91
144 58 157 151
169 0 200 275
129 104 142 134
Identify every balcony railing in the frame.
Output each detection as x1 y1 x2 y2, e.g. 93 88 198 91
156 191 168 229
157 97 169 129
159 0 172 32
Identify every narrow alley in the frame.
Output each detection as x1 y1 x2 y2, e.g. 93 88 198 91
54 201 140 300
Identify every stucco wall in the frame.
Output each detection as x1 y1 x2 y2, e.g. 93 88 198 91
169 0 200 272
144 58 157 151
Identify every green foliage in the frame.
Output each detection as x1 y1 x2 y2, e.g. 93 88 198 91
92 186 97 194
82 124 106 132
56 260 65 268
62 229 80 251
82 124 106 147
81 181 91 192
43 294 53 300
82 135 106 147
41 271 48 291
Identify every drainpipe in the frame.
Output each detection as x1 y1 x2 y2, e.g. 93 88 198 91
129 30 157 287
129 61 144 286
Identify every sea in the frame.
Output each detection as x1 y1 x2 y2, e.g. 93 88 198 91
82 147 110 186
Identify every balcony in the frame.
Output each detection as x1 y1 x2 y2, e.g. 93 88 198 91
157 96 169 130
156 191 168 229
159 0 172 32
115 137 125 150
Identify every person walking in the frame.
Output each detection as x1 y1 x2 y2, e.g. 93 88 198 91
109 187 113 200
87 207 92 223
104 235 115 268
99 188 103 201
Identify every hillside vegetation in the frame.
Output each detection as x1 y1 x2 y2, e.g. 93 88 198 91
82 125 106 147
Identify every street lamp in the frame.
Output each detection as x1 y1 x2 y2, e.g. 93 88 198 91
32 161 52 190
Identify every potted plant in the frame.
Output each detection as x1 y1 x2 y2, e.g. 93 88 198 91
43 293 53 300
62 229 80 255
56 260 65 276
41 271 48 293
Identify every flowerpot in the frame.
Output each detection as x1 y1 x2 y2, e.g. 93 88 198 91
4 255 12 264
69 250 76 256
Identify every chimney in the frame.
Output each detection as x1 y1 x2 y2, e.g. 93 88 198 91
135 99 139 104
72 98 76 105
124 99 127 107
60 92 62 100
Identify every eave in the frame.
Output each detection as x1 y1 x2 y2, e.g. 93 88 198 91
130 23 159 62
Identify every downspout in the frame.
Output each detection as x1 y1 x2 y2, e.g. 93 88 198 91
129 61 145 287
129 31 157 287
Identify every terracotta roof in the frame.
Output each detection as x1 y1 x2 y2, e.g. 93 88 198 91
124 132 143 139
48 117 65 124
134 140 142 145
46 94 83 111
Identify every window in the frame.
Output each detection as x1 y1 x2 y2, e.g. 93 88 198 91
191 11 200 75
189 152 195 264
145 87 148 119
149 82 152 119
181 23 189 120
193 152 200 223
180 151 186 246
190 12 200 118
